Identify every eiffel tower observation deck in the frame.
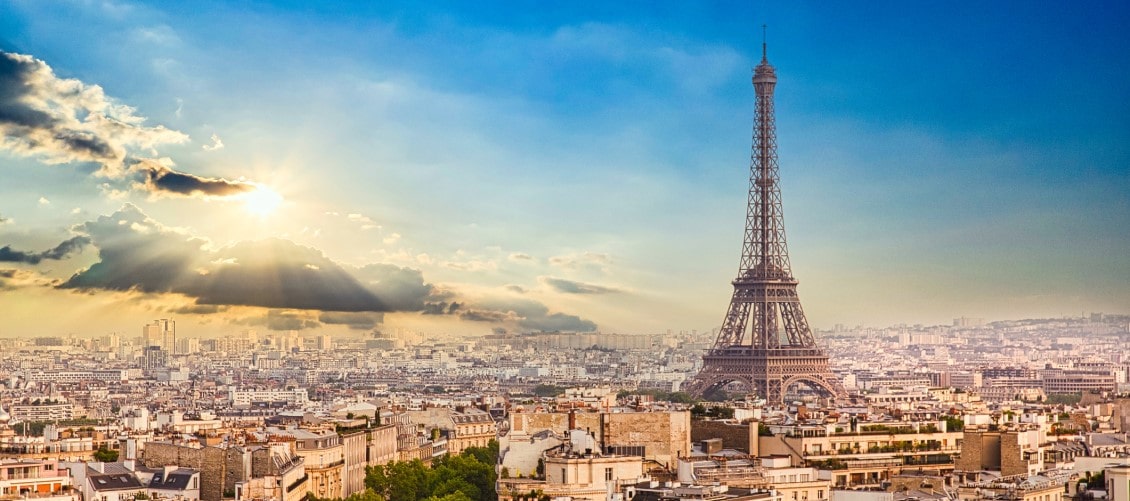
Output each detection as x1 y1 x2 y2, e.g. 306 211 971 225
684 37 845 404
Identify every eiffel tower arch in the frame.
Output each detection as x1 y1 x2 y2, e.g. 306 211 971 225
684 39 844 404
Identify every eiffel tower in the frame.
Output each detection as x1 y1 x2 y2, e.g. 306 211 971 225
684 39 844 404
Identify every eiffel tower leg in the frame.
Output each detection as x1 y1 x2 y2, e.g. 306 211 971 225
767 378 782 405
753 379 768 403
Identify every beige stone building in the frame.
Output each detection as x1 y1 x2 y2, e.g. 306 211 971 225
757 421 962 488
1106 464 1130 501
236 443 307 501
758 456 831 501
676 454 830 500
365 423 398 467
509 409 691 467
405 407 497 456
449 410 496 455
955 474 1065 501
286 429 344 500
140 442 246 501
498 431 643 501
956 429 1044 477
537 453 643 501
341 431 367 497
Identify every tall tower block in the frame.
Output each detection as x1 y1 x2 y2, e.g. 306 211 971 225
684 40 844 404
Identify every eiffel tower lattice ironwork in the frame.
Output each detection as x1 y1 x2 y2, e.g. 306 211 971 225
684 41 844 404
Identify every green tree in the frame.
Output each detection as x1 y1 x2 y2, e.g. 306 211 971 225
461 440 499 467
1045 393 1083 405
531 385 562 397
341 490 384 501
707 407 735 419
944 416 964 432
93 446 119 462
363 440 499 501
690 404 707 418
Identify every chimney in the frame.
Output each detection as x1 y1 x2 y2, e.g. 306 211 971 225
92 462 105 474
123 460 135 471
568 410 576 430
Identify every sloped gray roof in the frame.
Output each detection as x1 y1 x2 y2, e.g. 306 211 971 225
149 469 197 491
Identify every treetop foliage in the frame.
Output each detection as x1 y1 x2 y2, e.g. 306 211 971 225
361 440 499 501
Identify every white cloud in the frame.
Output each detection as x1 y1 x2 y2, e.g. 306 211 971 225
442 259 498 272
202 133 224 151
548 251 612 271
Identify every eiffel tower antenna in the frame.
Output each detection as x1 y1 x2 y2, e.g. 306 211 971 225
684 39 845 404
762 24 767 61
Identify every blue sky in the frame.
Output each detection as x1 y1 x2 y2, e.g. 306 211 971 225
0 1 1126 338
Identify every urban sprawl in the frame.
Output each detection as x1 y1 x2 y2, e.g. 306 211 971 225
0 314 1128 501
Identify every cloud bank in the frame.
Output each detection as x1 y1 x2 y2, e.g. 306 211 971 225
0 236 90 264
57 205 598 332
61 204 388 311
0 51 255 198
540 276 621 295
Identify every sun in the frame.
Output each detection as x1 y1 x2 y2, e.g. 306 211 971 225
242 186 282 216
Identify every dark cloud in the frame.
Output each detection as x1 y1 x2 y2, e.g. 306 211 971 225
60 205 389 312
186 239 386 311
0 268 54 290
0 269 16 290
136 159 256 198
422 301 462 315
319 311 384 330
262 310 320 331
168 304 229 315
0 51 256 199
354 263 435 311
419 288 597 332
522 312 597 332
61 204 206 292
0 236 90 264
505 284 527 294
459 309 519 323
539 276 621 295
465 297 597 332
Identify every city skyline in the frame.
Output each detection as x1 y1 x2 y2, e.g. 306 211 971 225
1 1 1127 337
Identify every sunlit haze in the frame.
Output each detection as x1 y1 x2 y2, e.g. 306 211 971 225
0 1 1127 339
242 186 283 217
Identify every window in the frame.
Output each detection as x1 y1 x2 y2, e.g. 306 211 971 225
605 468 613 481
561 468 567 483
